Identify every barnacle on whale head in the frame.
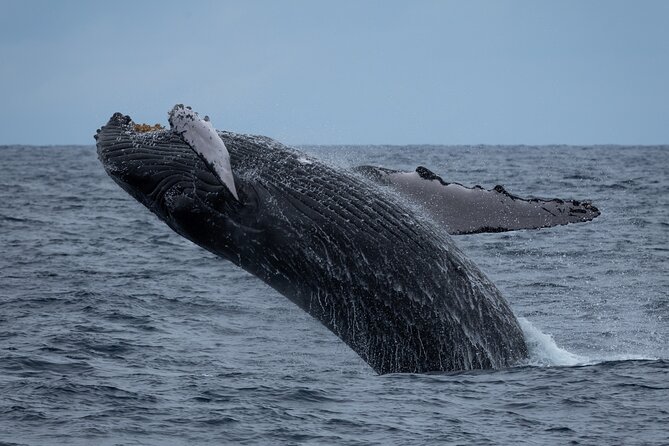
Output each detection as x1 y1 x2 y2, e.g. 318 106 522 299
133 123 164 133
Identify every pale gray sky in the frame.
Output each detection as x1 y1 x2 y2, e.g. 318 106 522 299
1 0 667 145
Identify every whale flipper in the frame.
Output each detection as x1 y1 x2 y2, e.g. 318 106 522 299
354 165 600 235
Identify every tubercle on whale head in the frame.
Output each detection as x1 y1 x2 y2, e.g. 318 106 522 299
94 112 132 140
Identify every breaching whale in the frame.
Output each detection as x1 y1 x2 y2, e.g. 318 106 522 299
95 105 597 374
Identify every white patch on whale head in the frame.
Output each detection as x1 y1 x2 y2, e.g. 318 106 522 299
168 104 239 200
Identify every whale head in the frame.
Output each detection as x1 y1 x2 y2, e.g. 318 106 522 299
95 109 258 262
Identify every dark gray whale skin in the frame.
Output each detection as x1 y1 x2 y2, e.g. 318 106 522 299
355 165 601 235
95 112 528 374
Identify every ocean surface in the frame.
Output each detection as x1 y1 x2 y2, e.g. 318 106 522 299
1 144 667 445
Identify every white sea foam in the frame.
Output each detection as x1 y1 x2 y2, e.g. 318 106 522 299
516 317 658 368
517 317 585 367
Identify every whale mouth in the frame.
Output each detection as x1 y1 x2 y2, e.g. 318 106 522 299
95 112 235 218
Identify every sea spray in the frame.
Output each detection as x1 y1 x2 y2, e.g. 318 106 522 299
517 317 584 367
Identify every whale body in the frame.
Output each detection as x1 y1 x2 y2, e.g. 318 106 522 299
95 109 532 374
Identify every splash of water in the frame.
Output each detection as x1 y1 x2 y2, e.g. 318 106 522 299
517 317 585 367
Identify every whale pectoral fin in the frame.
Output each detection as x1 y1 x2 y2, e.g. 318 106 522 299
354 165 600 235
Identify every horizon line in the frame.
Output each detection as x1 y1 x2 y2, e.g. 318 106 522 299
1 142 668 149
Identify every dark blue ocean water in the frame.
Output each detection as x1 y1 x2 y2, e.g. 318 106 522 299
1 144 668 445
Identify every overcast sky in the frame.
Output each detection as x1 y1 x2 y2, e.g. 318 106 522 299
1 0 667 145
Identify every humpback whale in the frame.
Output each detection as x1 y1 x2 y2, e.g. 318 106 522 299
95 105 597 374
